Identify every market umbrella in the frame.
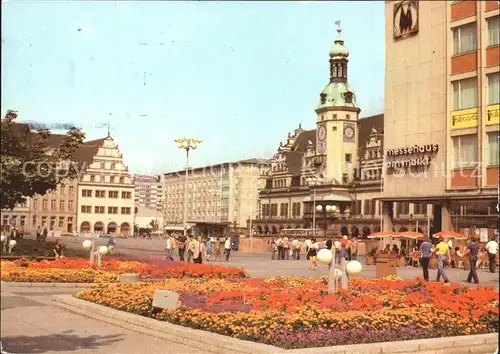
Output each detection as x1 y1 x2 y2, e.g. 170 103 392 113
433 231 468 240
367 231 399 239
399 231 425 240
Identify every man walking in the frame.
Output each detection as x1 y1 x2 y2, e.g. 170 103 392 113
485 236 499 273
419 236 432 281
464 237 480 284
224 237 231 262
177 234 187 261
435 236 450 283
165 235 174 261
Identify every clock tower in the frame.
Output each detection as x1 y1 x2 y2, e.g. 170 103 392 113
315 23 361 184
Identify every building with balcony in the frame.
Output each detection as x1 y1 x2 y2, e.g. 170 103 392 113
382 0 499 237
76 136 135 236
163 158 271 234
133 174 163 212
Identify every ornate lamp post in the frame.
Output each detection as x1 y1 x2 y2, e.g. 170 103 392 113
82 240 108 267
174 137 202 237
315 204 338 238
306 177 326 236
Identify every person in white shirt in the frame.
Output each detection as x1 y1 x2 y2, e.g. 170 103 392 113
165 236 174 261
485 236 499 273
304 239 312 259
224 237 231 261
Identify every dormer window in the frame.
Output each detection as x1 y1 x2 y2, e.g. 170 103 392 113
344 91 353 104
320 93 327 104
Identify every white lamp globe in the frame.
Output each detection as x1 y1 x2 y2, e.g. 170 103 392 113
332 205 339 212
99 246 109 255
334 268 343 279
316 205 323 212
325 205 332 212
317 249 333 265
8 240 17 248
0 235 5 243
82 240 92 249
346 260 363 275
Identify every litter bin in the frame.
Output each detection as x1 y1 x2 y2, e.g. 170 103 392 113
376 256 397 278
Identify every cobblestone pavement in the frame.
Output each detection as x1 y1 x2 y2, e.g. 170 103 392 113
0 286 198 354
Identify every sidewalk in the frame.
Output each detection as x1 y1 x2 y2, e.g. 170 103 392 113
1 287 197 354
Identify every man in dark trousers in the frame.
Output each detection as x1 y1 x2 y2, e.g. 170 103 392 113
419 236 433 281
465 237 480 284
177 234 187 261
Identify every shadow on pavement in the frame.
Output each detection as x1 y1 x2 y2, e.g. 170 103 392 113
1 331 123 353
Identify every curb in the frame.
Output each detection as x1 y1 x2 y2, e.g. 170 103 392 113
51 294 499 354
1 281 93 288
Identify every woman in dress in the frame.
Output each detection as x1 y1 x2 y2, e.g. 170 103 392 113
308 238 318 271
192 236 207 264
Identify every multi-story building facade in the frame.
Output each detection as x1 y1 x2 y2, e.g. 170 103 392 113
163 158 270 231
382 0 499 237
133 174 164 212
253 25 434 237
76 136 135 236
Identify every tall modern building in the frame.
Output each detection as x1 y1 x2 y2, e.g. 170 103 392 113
163 158 270 231
382 1 499 236
133 174 164 212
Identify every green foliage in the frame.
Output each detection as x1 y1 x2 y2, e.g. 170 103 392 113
1 110 85 210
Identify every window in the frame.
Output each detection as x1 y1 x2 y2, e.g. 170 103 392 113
90 175 95 182
342 173 349 184
95 206 105 214
397 202 410 216
292 202 301 216
69 186 74 195
487 16 499 46
100 175 105 182
121 191 132 199
345 154 352 163
108 191 119 198
100 162 105 169
110 176 115 183
452 134 478 168
20 216 26 227
488 132 500 165
32 215 36 226
108 206 118 214
60 183 66 193
488 72 500 105
42 200 48 210
59 200 65 211
120 177 125 184
50 217 55 229
452 23 477 55
262 204 269 217
33 199 38 209
452 78 477 110
96 190 106 198
270 203 278 216
41 216 47 226
81 205 92 213
279 203 288 217
68 200 73 210
413 203 426 215
51 200 56 210
58 217 64 228
121 207 131 215
82 189 92 197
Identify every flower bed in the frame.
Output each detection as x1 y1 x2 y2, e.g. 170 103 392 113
0 258 246 283
76 276 500 349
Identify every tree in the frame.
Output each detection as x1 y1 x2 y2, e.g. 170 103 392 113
1 110 85 210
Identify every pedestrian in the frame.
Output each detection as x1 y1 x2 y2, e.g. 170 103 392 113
308 238 318 270
419 236 432 281
41 226 48 242
192 236 207 264
107 236 116 254
434 236 450 283
206 237 213 261
224 237 231 261
282 237 290 260
186 237 196 263
164 235 174 261
36 226 41 242
485 236 499 273
53 240 64 259
293 238 302 260
304 238 312 260
464 237 480 284
271 239 277 260
276 236 283 260
212 237 221 261
351 237 359 261
177 234 187 261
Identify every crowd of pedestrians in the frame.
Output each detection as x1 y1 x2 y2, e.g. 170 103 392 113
163 233 233 264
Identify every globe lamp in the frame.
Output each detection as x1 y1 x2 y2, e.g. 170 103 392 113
99 246 109 255
346 260 362 275
82 240 92 249
317 249 333 265
8 240 17 248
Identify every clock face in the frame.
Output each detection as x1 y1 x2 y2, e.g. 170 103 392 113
318 126 326 141
318 142 326 154
344 126 354 140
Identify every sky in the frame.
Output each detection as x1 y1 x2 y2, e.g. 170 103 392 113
1 1 385 174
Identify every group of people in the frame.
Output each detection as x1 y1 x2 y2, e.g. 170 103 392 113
418 235 499 284
164 233 232 264
271 235 359 271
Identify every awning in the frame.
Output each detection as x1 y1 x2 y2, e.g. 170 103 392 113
163 225 193 231
303 194 352 202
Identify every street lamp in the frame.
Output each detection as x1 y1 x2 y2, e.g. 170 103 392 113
315 204 338 238
175 137 202 237
306 176 325 237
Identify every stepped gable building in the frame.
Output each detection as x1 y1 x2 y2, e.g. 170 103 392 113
252 25 433 237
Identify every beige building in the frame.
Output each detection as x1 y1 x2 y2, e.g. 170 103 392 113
382 0 499 236
133 174 164 212
76 136 135 236
163 158 270 235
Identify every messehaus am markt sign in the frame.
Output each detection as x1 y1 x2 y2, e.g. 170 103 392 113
385 144 439 174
